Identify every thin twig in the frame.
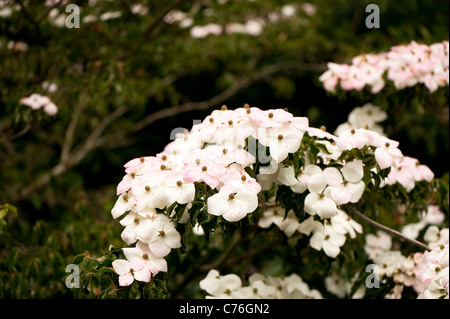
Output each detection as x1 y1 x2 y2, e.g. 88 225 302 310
344 204 432 252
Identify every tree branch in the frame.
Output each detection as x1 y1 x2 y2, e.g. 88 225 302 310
344 204 432 252
133 61 325 133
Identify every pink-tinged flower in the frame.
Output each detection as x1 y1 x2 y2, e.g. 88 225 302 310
374 138 403 170
183 154 227 189
220 165 261 194
122 241 168 275
112 257 151 286
320 40 449 94
207 184 258 222
204 145 255 168
43 102 58 116
319 70 339 92
335 128 371 150
20 93 51 110
252 109 294 128
123 156 154 174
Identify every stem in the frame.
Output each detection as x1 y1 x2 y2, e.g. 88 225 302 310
344 204 432 252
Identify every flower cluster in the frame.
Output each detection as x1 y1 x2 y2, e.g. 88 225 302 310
363 204 449 299
414 244 449 299
164 2 316 39
111 104 438 286
200 269 322 299
334 103 387 136
20 93 59 116
319 40 449 93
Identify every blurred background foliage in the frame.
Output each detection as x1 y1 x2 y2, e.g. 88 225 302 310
0 0 448 298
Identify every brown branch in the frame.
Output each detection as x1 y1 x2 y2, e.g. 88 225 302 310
344 204 432 252
133 61 324 133
19 106 128 199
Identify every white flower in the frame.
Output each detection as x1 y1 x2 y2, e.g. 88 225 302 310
257 123 302 163
373 251 406 279
327 160 366 205
122 241 168 275
162 171 196 205
304 169 338 219
424 226 449 249
364 231 392 259
207 184 258 222
297 216 323 236
374 138 403 170
138 214 181 258
330 209 362 239
401 221 427 240
119 212 153 245
112 258 151 286
258 208 299 237
199 270 242 298
309 223 347 258
111 192 136 219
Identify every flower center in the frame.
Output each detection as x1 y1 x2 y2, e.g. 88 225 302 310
142 254 149 260
202 166 208 172
221 105 228 111
177 180 183 187
278 134 284 140
159 230 165 237
228 193 235 200
241 175 247 182
140 157 145 163
145 185 150 191
268 112 274 119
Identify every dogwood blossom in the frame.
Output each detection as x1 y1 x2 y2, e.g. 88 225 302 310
320 40 449 93
207 183 258 222
109 104 443 296
309 222 347 258
112 258 151 286
200 270 323 299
